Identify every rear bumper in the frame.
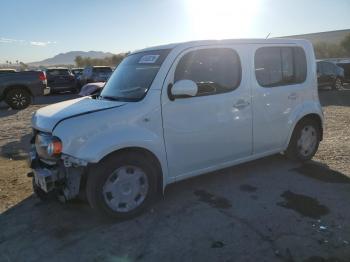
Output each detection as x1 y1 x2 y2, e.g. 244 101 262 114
31 82 48 97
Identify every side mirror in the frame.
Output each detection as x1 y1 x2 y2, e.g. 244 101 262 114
168 80 198 100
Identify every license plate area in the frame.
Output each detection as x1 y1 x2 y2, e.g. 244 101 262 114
33 168 57 192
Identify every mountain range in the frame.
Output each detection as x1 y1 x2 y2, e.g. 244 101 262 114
28 51 115 66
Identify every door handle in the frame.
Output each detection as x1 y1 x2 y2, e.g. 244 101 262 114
288 93 297 100
233 100 250 109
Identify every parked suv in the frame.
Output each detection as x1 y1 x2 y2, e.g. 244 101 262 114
317 61 344 90
79 66 112 87
29 39 323 218
46 68 76 93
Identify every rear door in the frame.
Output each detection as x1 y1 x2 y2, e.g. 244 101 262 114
252 45 308 154
162 46 252 179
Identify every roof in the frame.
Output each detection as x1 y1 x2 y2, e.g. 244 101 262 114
133 38 311 54
88 66 112 68
0 68 16 71
46 67 69 70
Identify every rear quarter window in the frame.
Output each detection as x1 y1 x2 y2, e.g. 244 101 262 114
47 69 70 76
255 46 307 87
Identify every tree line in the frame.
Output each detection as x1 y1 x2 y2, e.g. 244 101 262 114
72 33 350 68
1 60 28 70
314 33 350 59
74 53 129 67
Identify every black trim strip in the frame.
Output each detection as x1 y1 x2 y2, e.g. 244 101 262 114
52 104 126 131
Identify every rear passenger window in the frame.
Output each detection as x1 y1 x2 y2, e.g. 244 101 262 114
175 48 241 96
47 69 70 76
255 47 307 87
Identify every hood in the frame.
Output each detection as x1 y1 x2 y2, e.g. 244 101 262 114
32 97 127 132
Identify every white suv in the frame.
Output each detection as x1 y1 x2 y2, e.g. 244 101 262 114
29 39 323 218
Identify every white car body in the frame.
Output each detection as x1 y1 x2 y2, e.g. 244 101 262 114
31 39 323 193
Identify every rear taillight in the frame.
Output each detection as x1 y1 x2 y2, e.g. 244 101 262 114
39 71 46 81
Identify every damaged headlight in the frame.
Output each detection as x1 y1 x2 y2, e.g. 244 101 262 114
35 133 62 160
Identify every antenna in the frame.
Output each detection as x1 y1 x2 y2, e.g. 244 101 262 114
265 33 271 39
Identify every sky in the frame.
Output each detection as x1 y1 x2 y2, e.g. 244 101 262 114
0 0 349 63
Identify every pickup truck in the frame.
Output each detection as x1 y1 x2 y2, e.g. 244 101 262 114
0 71 47 109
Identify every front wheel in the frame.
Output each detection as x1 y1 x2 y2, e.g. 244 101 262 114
86 152 158 219
285 119 320 162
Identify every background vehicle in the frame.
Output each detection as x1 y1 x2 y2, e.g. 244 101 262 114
71 68 83 77
79 66 112 87
46 68 76 94
317 60 344 90
29 39 323 218
336 61 350 84
0 71 47 109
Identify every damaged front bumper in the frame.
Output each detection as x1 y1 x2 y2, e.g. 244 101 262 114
28 148 87 201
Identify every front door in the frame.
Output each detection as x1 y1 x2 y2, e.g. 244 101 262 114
161 46 252 179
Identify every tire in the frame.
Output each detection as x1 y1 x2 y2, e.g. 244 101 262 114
86 152 158 219
333 78 342 90
5 88 31 109
285 119 320 162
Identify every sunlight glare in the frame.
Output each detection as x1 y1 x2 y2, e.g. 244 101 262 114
186 0 261 40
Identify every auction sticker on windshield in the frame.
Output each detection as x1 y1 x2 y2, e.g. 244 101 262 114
139 55 160 64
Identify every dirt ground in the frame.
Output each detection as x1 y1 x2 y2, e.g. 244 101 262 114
0 89 349 262
0 94 78 212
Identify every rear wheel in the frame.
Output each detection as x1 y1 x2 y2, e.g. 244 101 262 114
5 88 31 109
86 152 158 219
285 119 320 161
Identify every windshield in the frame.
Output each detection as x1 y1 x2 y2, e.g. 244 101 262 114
100 49 170 101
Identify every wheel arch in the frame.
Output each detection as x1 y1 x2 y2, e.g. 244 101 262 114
286 113 323 150
4 84 33 97
87 146 165 195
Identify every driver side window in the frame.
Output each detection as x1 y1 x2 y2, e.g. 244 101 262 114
174 48 241 97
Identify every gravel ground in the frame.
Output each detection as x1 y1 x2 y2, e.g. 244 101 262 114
0 94 78 211
314 89 350 175
0 88 349 261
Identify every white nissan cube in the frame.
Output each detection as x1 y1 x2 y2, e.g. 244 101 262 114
29 39 323 218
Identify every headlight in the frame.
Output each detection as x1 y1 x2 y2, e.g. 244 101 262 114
47 137 62 157
35 133 62 160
